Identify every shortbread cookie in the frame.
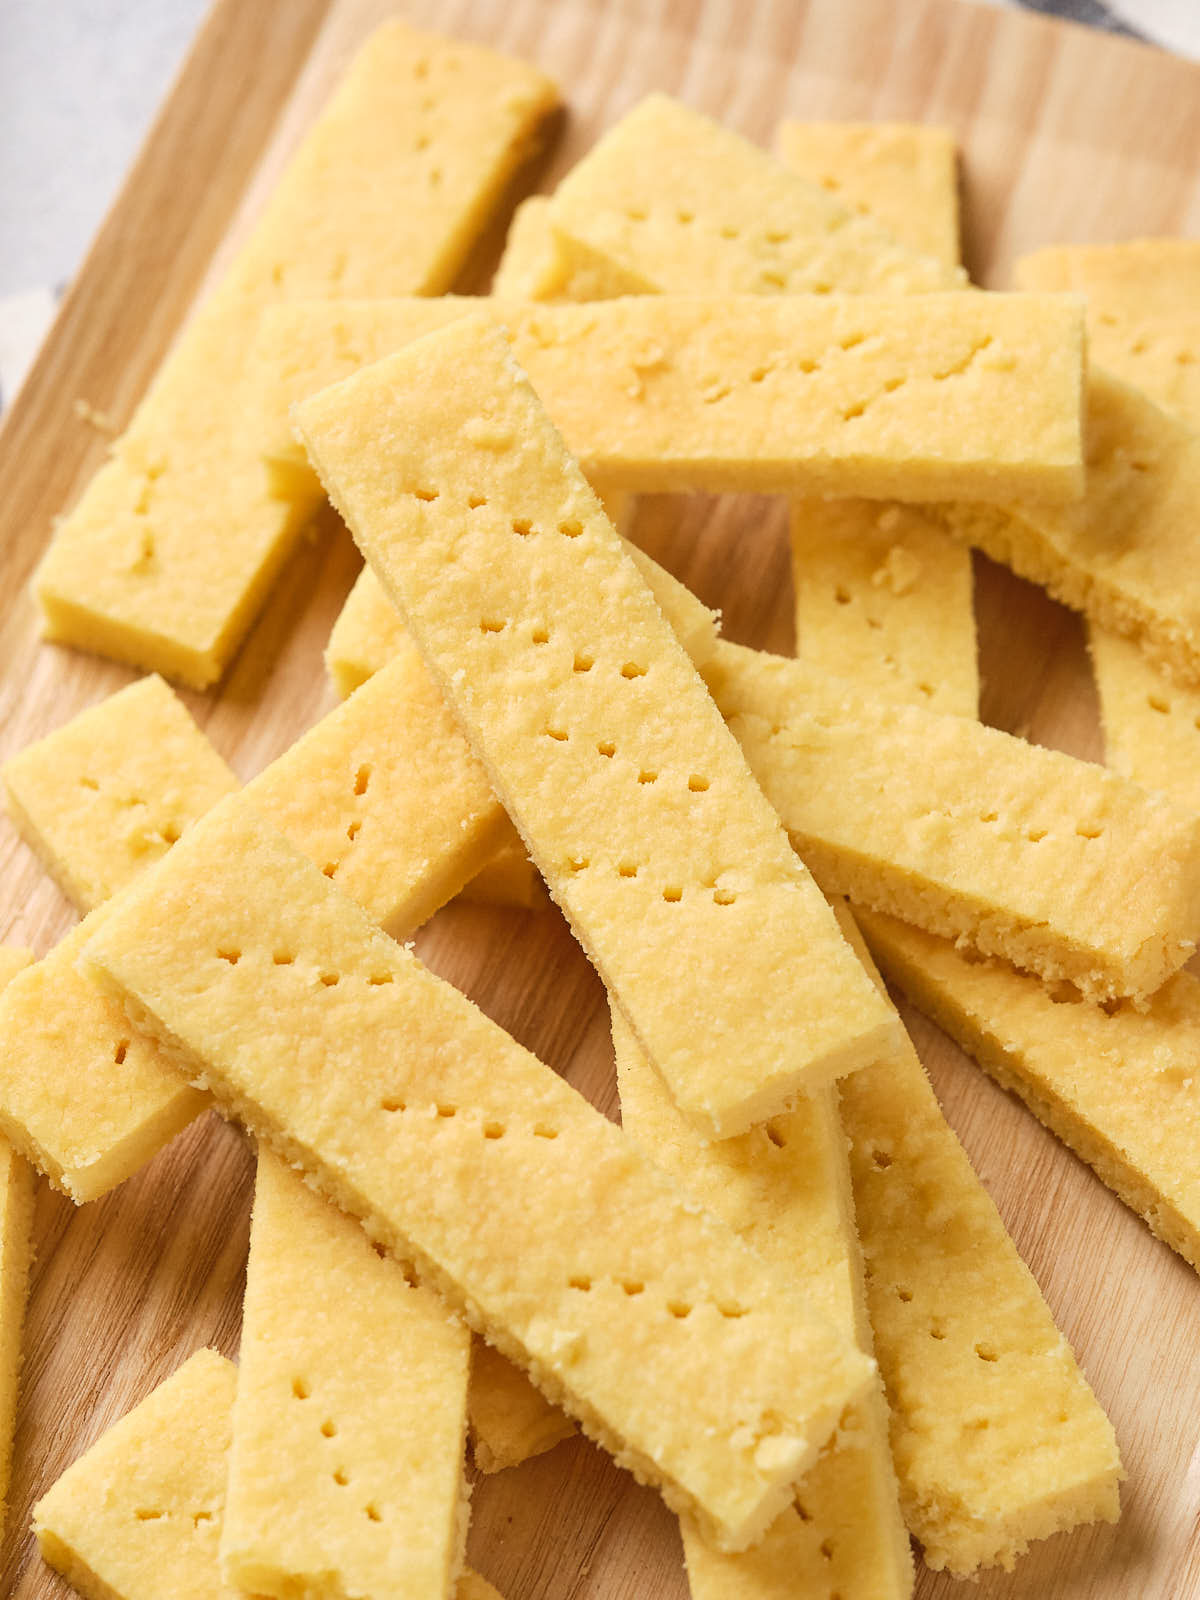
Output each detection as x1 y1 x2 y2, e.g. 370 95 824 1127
777 121 959 266
0 909 208 1201
835 908 1123 1573
791 499 978 717
84 797 874 1554
1089 627 1200 810
223 1150 470 1598
34 1350 239 1600
1016 239 1200 320
3 675 238 911
295 315 901 1137
858 907 1200 1274
33 23 559 687
705 640 1200 1002
927 371 1200 688
33 1349 502 1600
1084 317 1200 431
261 292 1085 504
546 94 962 297
614 1009 912 1600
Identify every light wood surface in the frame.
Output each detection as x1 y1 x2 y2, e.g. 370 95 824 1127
1 0 1199 1595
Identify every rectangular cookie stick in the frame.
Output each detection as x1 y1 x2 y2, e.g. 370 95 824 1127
857 907 1200 1275
295 314 902 1138
1017 247 1200 844
546 94 962 297
83 796 874 1554
0 910 210 1201
703 641 1200 1002
33 23 559 687
260 292 1086 504
1016 239 1200 320
3 674 239 912
926 371 1200 689
1088 627 1200 811
32 1349 503 1600
324 487 635 700
613 1009 913 1600
491 121 958 306
224 1150 470 1598
776 121 960 266
834 909 1122 1573
776 123 977 719
791 499 978 718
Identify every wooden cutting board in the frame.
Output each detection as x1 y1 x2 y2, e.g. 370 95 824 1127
2 0 1199 1595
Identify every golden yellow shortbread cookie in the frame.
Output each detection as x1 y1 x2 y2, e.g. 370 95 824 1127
262 292 1084 504
546 94 962 297
223 1150 470 1598
791 499 978 717
33 1349 502 1600
295 315 902 1138
3 676 237 911
835 909 1123 1573
776 121 959 266
34 23 559 687
614 1008 912 1600
927 371 1200 689
705 641 1200 1002
859 907 1200 1275
84 797 874 1554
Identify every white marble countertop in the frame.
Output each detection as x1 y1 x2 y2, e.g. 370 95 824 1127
0 0 1194 411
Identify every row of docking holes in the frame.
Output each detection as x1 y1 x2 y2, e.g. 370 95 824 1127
917 805 1103 844
564 852 736 908
134 1507 213 1529
215 947 394 990
620 207 835 294
377 1097 559 1144
870 1150 1065 1387
871 1149 998 1363
1093 313 1197 366
480 614 649 691
412 486 586 547
289 1378 383 1523
564 1272 749 1323
321 762 372 882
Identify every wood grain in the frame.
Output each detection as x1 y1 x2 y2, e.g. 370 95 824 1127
1 0 1199 1595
